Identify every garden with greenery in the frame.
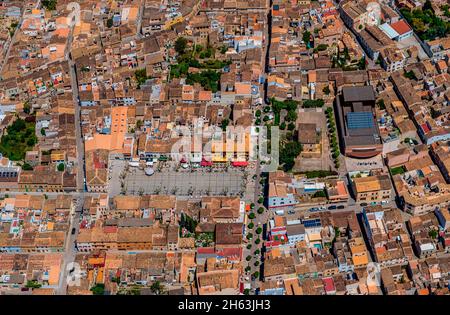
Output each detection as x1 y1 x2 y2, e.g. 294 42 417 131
179 213 198 237
267 98 303 171
134 69 151 88
400 1 450 41
390 165 406 176
170 37 231 93
0 118 37 161
331 47 366 71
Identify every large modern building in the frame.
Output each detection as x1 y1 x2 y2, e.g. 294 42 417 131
334 86 382 158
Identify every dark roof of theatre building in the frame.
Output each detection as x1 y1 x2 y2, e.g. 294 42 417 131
342 86 375 103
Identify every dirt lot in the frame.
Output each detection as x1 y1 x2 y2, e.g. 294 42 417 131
294 108 333 172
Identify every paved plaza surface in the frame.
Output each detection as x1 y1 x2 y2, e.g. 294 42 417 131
108 160 250 197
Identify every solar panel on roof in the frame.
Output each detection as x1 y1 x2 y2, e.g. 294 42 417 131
346 112 374 129
303 218 321 228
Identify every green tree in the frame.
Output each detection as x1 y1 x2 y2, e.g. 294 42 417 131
106 18 113 28
42 0 57 11
22 163 33 171
23 101 31 114
57 163 65 172
302 30 311 47
150 281 165 295
0 118 37 161
428 229 438 239
175 37 188 54
279 141 302 171
135 69 149 88
221 119 230 131
285 110 297 122
90 283 105 295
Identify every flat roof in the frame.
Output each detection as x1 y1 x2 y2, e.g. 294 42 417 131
342 86 375 103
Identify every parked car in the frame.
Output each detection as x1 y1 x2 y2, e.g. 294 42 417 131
337 205 345 209
328 205 337 210
287 210 295 215
71 228 76 235
360 203 368 207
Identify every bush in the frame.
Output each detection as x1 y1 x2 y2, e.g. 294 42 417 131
248 212 256 220
279 122 286 130
57 163 65 172
303 170 338 178
246 255 252 261
258 197 264 204
22 163 33 171
90 284 105 295
254 261 260 266
246 233 253 240
257 207 264 214
248 222 254 229
256 227 262 234
255 238 261 244
254 249 260 255
302 99 324 108
246 244 252 250
287 123 296 131
255 110 262 117
312 190 326 198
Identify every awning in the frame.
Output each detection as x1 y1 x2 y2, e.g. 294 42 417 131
232 161 248 167
200 159 212 167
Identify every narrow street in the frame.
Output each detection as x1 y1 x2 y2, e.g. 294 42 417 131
241 1 273 295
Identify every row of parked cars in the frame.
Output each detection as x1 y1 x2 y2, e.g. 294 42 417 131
308 205 345 212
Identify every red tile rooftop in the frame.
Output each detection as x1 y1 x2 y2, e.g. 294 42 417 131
390 20 412 35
